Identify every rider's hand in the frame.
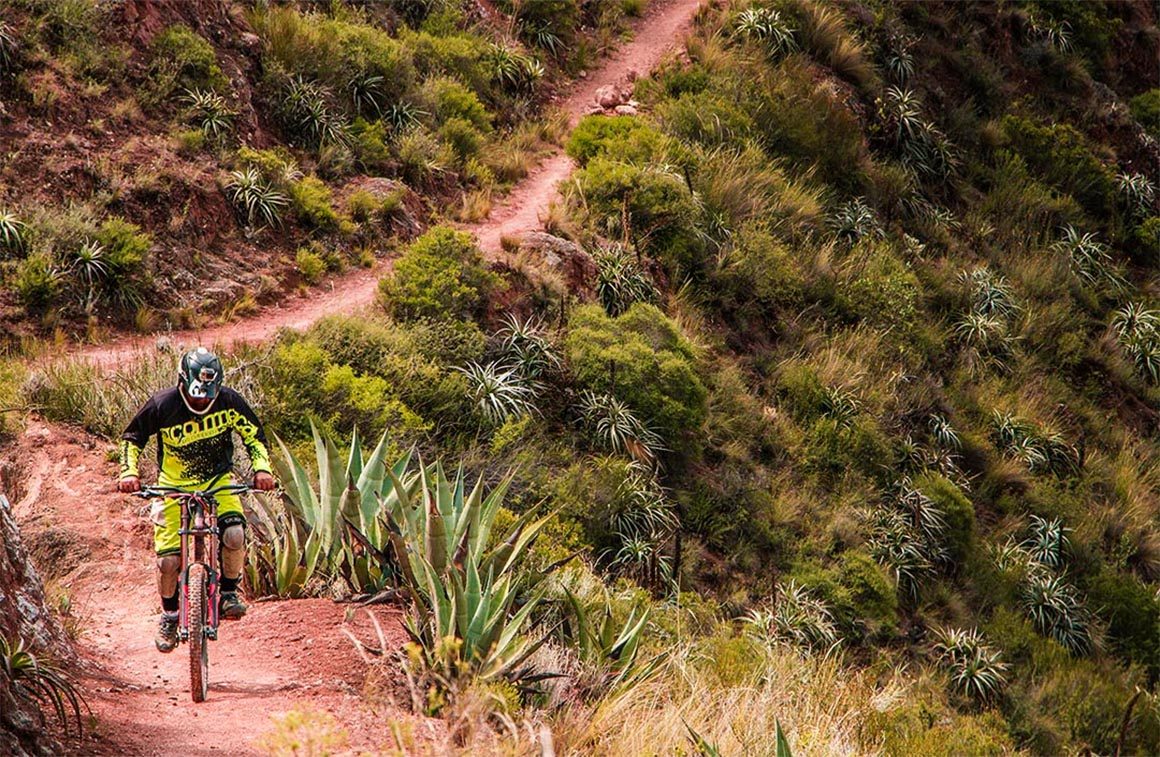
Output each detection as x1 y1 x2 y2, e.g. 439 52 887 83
254 471 276 491
118 476 141 493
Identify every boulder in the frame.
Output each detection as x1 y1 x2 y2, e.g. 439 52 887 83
594 85 624 109
514 232 598 299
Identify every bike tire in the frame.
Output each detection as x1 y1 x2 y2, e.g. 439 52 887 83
187 563 209 703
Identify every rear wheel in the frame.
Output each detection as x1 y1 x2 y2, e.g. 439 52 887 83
187 563 209 702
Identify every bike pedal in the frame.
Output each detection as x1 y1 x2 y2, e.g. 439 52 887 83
206 628 218 641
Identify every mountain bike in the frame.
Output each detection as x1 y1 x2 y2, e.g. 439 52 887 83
135 482 252 703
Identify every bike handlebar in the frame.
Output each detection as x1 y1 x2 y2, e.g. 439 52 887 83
133 483 255 500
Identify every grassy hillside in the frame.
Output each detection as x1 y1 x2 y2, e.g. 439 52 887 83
4 0 1160 753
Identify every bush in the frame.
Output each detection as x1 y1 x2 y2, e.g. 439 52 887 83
295 247 325 284
422 76 492 132
438 116 484 162
289 176 340 232
790 551 898 639
572 156 702 267
566 303 707 449
913 473 974 565
656 90 756 148
1085 568 1160 675
835 243 920 329
566 115 668 166
711 223 806 319
1000 115 1116 218
379 226 493 322
1129 89 1160 141
12 252 59 311
150 24 227 99
402 30 491 96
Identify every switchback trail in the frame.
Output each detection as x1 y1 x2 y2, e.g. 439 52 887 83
74 0 704 369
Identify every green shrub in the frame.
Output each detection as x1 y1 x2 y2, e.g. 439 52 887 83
1000 115 1115 218
566 115 667 166
1129 88 1160 141
403 30 491 96
913 473 974 565
711 223 806 318
835 243 920 329
438 116 484 162
289 177 340 232
566 303 707 449
656 90 756 148
378 226 493 322
422 76 491 132
151 25 227 98
790 551 898 639
295 247 325 284
1085 568 1160 675
572 156 701 266
12 252 59 311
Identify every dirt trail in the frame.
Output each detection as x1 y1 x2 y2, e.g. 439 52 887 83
74 0 703 370
7 420 424 756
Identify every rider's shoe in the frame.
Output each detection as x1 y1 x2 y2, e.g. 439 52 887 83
155 612 179 653
220 592 247 620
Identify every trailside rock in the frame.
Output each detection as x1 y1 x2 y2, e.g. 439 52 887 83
513 232 598 299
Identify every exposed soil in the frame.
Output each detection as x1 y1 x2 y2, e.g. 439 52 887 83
7 420 427 756
74 0 705 370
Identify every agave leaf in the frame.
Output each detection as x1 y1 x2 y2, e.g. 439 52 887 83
776 720 793 757
611 606 649 661
273 433 320 529
489 512 553 578
424 468 448 575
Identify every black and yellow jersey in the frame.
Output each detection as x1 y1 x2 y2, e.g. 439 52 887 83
119 386 272 486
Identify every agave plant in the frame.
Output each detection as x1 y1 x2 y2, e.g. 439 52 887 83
820 385 862 429
560 589 656 698
384 101 429 132
1052 225 1126 291
1031 17 1073 53
929 414 961 451
955 312 1009 352
867 506 936 600
885 47 915 84
68 241 108 313
346 72 386 117
883 85 925 144
456 360 537 426
378 461 555 701
0 208 28 255
960 267 1020 319
1021 571 1091 655
1116 172 1156 217
487 43 542 93
733 7 797 58
182 88 234 137
257 424 413 596
225 167 289 229
745 582 840 653
0 635 86 735
1111 303 1159 340
496 314 560 381
0 22 17 72
519 20 564 57
932 627 1008 702
276 75 349 149
1023 515 1070 569
577 390 663 461
827 198 882 244
1111 303 1160 384
594 243 657 317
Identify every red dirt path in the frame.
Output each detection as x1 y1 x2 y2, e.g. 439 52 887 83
8 420 427 756
74 0 704 370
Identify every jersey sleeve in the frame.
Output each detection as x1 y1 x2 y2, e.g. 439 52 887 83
119 397 158 480
230 393 272 475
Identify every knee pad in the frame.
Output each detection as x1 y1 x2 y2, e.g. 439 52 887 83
221 524 245 550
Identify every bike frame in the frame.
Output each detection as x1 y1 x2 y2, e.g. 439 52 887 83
138 483 252 642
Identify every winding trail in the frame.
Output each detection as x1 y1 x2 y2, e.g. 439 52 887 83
76 0 704 370
9 3 705 754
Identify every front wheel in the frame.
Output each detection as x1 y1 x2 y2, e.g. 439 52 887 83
187 563 209 702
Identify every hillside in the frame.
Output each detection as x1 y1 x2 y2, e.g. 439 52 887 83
2 0 1160 754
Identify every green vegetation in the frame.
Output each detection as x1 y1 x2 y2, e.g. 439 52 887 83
4 0 1160 752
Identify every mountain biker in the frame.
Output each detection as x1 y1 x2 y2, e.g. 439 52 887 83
117 347 276 653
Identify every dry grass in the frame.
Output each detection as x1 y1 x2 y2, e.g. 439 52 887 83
458 188 494 223
547 640 908 756
794 0 878 92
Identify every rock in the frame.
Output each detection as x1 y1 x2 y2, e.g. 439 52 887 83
514 232 598 299
595 85 623 109
614 104 638 116
0 494 70 755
